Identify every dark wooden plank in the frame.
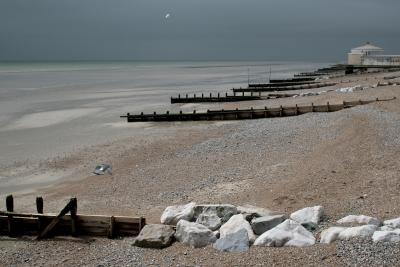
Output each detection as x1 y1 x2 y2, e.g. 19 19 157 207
36 199 73 239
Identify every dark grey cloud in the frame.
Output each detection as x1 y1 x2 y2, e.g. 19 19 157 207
0 0 399 61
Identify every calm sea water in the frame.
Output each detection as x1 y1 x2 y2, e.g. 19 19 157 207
0 61 330 166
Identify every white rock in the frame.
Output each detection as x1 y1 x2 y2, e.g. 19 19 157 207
133 224 175 248
174 220 217 248
290 206 324 229
337 215 381 226
372 229 400 243
237 204 278 218
220 214 256 244
213 228 249 252
254 219 315 247
160 202 196 225
384 218 400 229
194 204 237 224
196 213 222 231
320 227 347 244
337 225 378 240
380 225 395 231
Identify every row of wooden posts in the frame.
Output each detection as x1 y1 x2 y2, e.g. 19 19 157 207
121 97 396 123
0 195 145 239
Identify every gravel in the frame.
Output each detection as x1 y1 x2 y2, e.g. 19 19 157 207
337 239 400 266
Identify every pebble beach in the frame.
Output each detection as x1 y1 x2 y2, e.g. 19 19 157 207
1 65 400 266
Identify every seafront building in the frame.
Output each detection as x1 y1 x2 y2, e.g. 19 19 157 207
347 42 400 66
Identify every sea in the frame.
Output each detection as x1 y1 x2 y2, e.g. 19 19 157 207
0 61 331 166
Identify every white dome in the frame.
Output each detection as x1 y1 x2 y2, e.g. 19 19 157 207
351 43 384 54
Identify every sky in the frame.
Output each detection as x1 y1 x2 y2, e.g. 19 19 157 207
0 0 399 62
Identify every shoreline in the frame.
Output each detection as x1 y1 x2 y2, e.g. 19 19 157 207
1 68 400 266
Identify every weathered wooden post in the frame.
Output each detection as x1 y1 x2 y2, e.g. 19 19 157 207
6 195 14 237
178 94 181 99
6 195 13 212
218 93 220 98
108 216 115 239
70 198 78 236
327 102 330 112
36 197 43 214
279 105 283 117
311 103 315 112
186 94 188 99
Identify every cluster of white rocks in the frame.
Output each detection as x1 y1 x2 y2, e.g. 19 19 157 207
133 203 400 252
321 215 400 244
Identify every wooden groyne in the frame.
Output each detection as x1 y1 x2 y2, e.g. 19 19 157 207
248 81 318 87
294 72 329 77
232 82 336 93
121 97 395 123
269 77 316 83
170 92 299 104
0 195 145 239
171 93 261 103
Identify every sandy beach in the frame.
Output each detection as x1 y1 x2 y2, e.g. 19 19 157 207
1 66 400 266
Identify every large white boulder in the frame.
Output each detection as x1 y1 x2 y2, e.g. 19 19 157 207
219 214 256 244
237 204 279 218
133 224 175 248
380 225 395 231
160 202 196 225
337 215 381 226
213 228 249 252
290 206 324 230
174 220 217 248
254 219 315 247
251 214 287 235
320 227 347 244
337 225 378 240
372 229 400 243
194 204 237 225
196 213 222 231
383 218 400 229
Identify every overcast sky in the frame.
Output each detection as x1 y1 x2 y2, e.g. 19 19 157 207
0 0 399 62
